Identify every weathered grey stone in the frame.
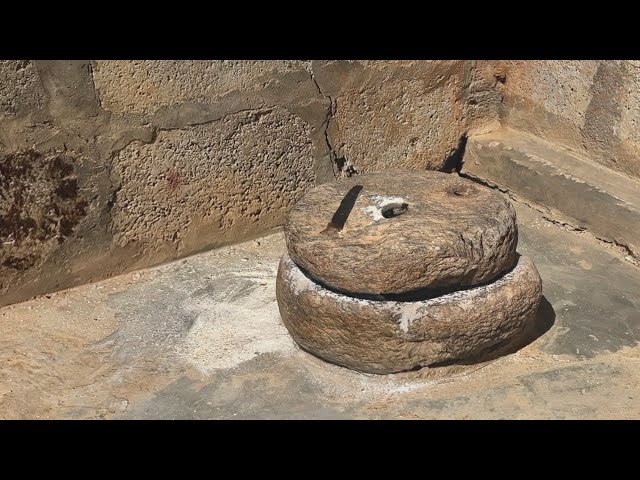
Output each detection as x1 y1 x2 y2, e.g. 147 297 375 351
0 60 505 308
276 253 542 374
285 169 518 296
461 129 640 259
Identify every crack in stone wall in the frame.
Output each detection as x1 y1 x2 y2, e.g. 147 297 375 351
309 66 337 178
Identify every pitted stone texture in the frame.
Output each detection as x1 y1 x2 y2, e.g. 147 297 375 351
276 253 542 374
285 169 517 296
111 107 315 254
0 149 89 291
0 61 46 118
93 60 311 115
313 61 469 174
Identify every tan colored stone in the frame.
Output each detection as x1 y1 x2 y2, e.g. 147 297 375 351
276 253 542 374
111 107 315 256
0 61 45 118
93 60 311 115
0 60 504 308
316 61 467 174
285 169 517 295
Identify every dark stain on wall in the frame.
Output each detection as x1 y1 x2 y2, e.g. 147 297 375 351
0 149 88 273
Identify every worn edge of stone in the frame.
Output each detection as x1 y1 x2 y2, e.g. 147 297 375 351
461 129 640 257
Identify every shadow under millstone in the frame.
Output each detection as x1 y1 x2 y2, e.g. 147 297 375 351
428 295 556 368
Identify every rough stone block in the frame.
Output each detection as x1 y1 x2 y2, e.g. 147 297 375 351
93 60 312 115
313 61 469 174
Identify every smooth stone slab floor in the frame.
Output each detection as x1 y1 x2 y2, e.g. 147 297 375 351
0 199 639 419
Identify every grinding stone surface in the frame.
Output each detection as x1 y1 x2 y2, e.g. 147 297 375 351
276 253 542 374
284 169 518 295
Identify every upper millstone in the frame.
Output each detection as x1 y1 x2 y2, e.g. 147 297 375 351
285 169 518 296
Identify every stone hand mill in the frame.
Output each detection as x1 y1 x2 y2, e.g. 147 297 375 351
276 169 542 374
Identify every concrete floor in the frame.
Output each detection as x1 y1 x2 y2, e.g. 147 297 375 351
1 199 639 419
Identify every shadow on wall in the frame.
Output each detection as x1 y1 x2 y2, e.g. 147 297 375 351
440 133 468 173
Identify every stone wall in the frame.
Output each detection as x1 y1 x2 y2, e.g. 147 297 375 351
0 60 501 307
499 60 640 180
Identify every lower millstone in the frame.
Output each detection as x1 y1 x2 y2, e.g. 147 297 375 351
276 253 542 374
